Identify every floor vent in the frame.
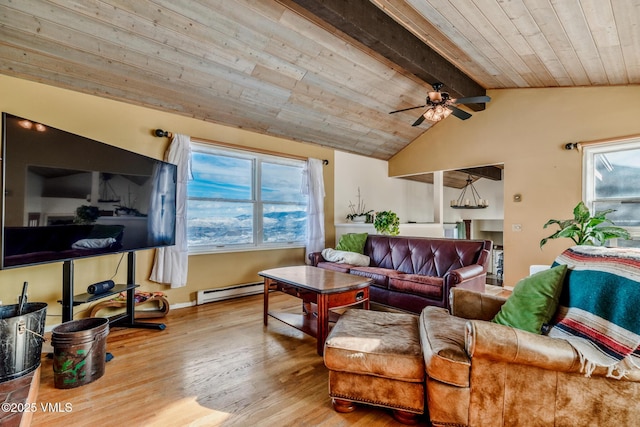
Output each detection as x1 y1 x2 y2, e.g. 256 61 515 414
196 282 263 305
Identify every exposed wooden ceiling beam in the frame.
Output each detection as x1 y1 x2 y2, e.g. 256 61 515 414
398 165 503 189
459 166 503 181
284 0 487 111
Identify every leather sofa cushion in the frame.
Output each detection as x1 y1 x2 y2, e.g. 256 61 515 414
349 267 402 288
389 274 443 299
420 306 470 387
324 309 424 383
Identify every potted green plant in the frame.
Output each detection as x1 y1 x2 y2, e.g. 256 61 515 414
74 205 100 224
540 201 630 248
346 188 373 223
374 210 400 236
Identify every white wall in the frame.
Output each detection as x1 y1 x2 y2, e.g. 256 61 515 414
335 151 504 228
334 151 434 224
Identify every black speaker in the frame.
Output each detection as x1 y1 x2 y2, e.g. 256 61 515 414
87 280 115 294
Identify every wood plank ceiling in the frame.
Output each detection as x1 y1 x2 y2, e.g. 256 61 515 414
0 0 638 168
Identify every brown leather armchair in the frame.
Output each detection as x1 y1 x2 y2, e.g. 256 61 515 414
420 288 640 427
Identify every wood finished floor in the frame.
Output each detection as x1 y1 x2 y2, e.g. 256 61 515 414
33 292 430 427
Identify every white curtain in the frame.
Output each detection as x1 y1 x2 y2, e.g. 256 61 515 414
150 133 192 288
303 158 325 263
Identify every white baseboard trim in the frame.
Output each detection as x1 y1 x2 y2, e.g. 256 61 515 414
171 301 196 310
196 282 263 305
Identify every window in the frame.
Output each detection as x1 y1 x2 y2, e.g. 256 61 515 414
584 138 640 246
187 143 308 252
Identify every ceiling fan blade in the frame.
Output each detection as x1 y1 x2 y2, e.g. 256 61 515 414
452 95 491 104
448 105 472 120
389 104 426 114
411 114 427 127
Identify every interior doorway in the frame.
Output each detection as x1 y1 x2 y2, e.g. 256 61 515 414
397 164 505 285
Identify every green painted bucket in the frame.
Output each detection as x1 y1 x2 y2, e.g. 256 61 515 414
51 317 109 389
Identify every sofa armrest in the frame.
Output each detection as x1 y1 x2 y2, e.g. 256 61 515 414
466 319 581 373
442 265 486 308
476 247 492 271
450 288 506 320
308 251 325 266
449 264 484 283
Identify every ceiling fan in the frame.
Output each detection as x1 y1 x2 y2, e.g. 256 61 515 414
389 83 491 126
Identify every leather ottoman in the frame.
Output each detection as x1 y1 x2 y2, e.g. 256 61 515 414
323 309 425 425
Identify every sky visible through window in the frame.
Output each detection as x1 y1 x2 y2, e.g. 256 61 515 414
189 152 252 200
187 150 307 247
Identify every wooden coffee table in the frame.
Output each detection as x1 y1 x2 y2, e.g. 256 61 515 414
260 265 371 355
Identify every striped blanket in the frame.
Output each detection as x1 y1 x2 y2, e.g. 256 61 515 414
548 245 640 378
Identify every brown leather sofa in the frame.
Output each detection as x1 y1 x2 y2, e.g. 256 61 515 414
420 288 640 427
309 235 492 313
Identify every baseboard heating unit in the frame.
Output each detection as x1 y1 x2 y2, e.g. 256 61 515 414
196 282 263 305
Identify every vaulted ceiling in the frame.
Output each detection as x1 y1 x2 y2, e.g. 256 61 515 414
1 0 638 163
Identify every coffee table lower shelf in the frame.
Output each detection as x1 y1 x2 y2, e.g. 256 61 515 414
261 266 371 356
268 311 319 338
267 307 343 339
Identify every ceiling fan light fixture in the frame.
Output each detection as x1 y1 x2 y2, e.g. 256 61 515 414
428 91 442 102
423 105 453 122
389 82 489 126
423 108 435 121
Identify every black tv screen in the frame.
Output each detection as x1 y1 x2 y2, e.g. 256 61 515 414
1 113 177 269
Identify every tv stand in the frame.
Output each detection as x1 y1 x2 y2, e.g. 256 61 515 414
61 251 166 330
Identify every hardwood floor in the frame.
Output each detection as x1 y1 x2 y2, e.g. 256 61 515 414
33 293 430 426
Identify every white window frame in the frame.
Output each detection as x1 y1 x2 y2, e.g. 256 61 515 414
583 137 640 243
188 142 307 254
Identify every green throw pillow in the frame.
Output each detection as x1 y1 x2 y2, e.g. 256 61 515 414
335 233 368 254
492 264 567 334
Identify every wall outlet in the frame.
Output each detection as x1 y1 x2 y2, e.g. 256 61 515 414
512 224 522 232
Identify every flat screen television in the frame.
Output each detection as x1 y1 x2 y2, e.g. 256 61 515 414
1 113 177 269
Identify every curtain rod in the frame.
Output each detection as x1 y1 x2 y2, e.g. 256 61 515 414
154 129 329 165
564 133 640 152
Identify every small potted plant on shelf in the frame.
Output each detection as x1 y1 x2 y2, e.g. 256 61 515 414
346 188 373 223
540 201 630 248
374 210 400 236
